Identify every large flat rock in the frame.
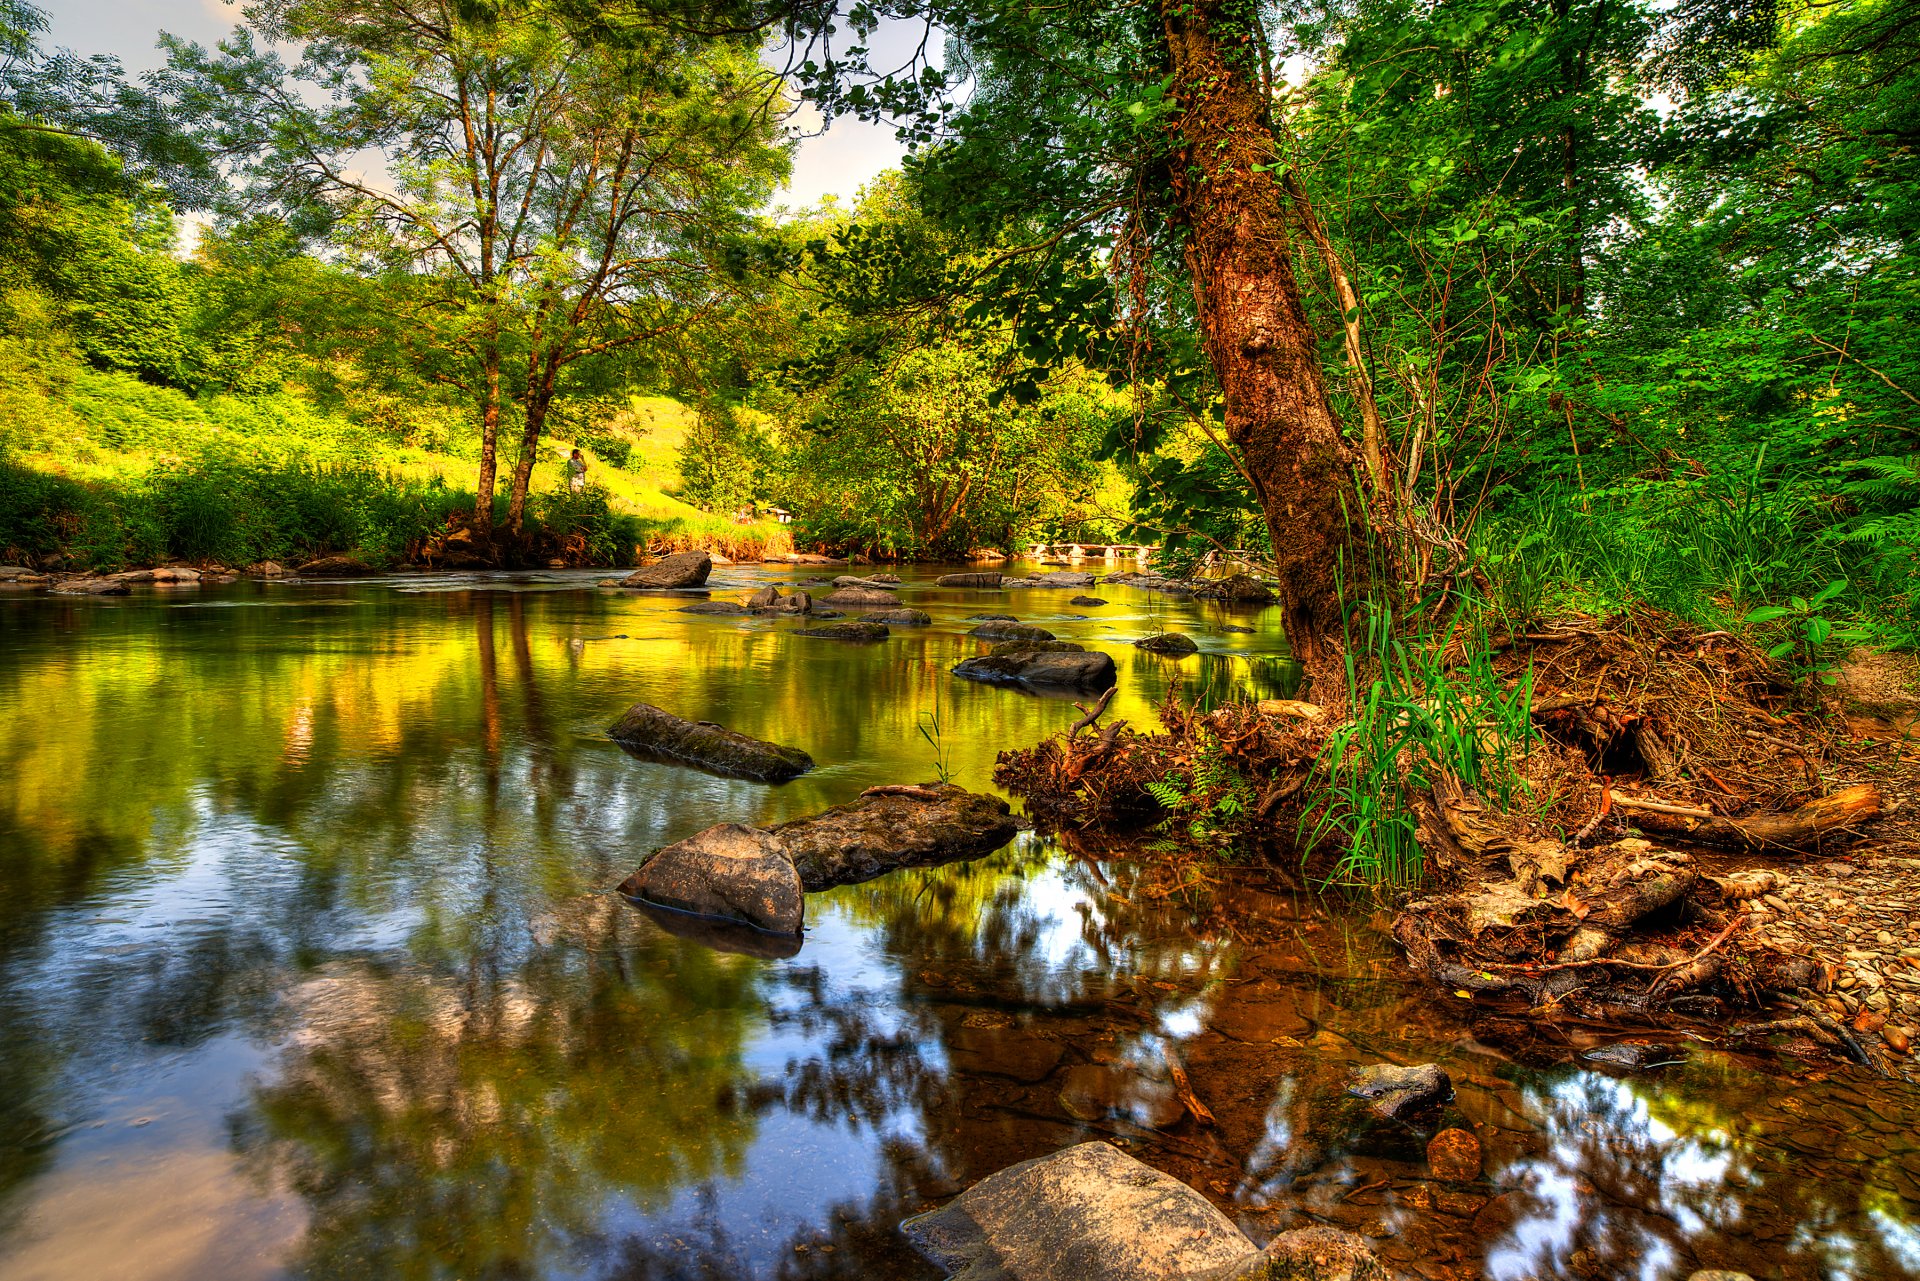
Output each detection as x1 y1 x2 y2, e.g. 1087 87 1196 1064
621 550 712 589
607 702 813 781
900 1142 1254 1281
774 784 1020 891
617 823 803 935
953 651 1116 690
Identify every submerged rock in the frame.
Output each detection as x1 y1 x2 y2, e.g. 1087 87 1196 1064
937 572 1003 588
969 621 1055 644
607 702 814 781
953 651 1116 690
1345 1062 1452 1121
967 613 1019 622
633 897 804 959
793 620 890 642
1068 595 1106 606
900 1142 1254 1281
1135 632 1199 656
1220 624 1254 634
1186 1228 1392 1281
617 823 803 935
989 639 1084 656
774 783 1020 891
298 555 375 577
1580 1041 1685 1072
677 601 747 615
862 608 933 626
1426 1128 1483 1182
620 551 712 589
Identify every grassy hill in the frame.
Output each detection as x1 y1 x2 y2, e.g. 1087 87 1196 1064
0 346 788 568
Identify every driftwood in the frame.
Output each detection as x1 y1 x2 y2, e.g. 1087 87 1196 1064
1613 784 1882 850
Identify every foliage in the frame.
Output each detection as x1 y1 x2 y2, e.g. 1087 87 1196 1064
1144 728 1259 856
1747 580 1876 689
1308 599 1537 887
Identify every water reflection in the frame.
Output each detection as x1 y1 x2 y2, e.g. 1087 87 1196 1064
0 569 1915 1280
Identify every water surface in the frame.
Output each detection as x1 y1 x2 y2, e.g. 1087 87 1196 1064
0 566 1914 1281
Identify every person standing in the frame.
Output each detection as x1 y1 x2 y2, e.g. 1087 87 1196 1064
566 448 588 494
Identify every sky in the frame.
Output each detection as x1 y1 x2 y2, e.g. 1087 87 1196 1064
44 0 912 212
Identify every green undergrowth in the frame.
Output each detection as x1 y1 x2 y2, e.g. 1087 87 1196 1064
0 346 782 569
1308 596 1538 888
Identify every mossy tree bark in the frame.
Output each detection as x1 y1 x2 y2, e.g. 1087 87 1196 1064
1161 0 1377 692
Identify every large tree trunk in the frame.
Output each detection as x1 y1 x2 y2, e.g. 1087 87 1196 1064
474 343 502 538
506 352 563 536
1161 0 1371 693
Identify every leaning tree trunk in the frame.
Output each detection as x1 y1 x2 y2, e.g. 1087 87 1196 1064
1161 0 1372 694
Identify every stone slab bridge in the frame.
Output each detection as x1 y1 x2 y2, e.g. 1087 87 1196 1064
1027 542 1157 562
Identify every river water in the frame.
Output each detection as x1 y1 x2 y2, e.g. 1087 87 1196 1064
0 565 1914 1281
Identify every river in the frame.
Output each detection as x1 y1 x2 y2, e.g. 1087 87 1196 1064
0 565 1914 1280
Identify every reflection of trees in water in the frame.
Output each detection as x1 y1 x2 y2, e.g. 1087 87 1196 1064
230 896 771 1281
1489 1066 1920 1281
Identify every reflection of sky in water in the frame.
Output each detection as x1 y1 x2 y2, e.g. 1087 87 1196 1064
1491 1074 1732 1281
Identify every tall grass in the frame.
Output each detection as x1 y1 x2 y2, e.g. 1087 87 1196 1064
1306 595 1536 887
1476 455 1857 627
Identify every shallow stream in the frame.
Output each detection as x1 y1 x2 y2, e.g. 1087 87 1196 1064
0 565 1914 1280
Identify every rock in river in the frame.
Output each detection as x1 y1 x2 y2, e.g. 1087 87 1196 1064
1345 1062 1452 1121
862 608 933 626
793 621 890 642
1027 570 1096 588
617 823 803 935
298 555 376 577
746 585 811 613
969 621 1055 644
989 639 1083 656
953 651 1116 690
49 577 130 596
1135 632 1199 656
1068 595 1106 606
774 782 1020 891
820 585 898 608
607 702 814 781
1192 573 1275 603
937 572 1003 588
620 550 712 589
677 601 747 615
900 1142 1253 1281
900 1142 1391 1281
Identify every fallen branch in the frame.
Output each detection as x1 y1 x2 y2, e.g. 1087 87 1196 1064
1475 914 1745 976
1618 784 1883 850
1069 686 1117 736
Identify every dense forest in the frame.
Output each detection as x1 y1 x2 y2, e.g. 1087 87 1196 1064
2 0 1910 604
3 0 1917 842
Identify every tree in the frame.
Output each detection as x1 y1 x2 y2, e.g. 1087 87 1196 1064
177 0 788 540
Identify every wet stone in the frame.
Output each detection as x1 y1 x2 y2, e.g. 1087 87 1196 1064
1056 1063 1184 1129
1346 1063 1452 1121
1426 1128 1483 1182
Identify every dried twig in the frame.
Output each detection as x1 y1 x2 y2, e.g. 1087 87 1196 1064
1069 686 1117 736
